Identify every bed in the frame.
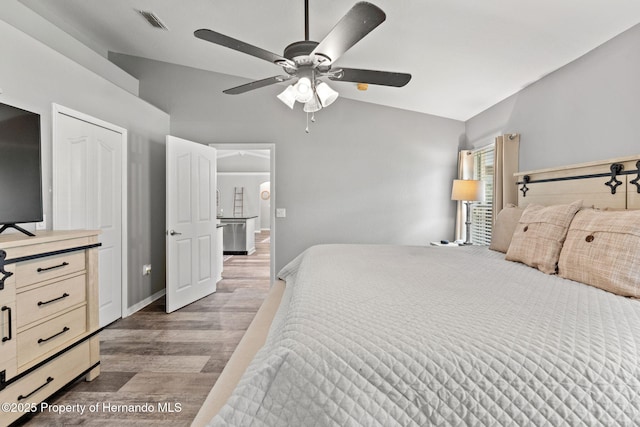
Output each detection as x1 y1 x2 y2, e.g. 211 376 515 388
192 155 640 426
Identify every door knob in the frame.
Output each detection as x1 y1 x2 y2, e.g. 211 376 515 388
168 230 182 236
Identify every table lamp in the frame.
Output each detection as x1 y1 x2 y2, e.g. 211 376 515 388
451 179 485 245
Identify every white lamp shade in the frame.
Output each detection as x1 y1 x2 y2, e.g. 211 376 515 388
316 81 339 107
451 179 485 202
303 94 322 113
277 85 296 109
293 77 313 103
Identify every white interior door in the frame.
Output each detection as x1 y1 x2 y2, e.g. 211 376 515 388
53 107 125 327
166 136 217 313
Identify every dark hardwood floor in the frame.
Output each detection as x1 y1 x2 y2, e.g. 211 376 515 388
18 231 271 426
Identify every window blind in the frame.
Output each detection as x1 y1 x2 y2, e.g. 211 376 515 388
471 145 494 246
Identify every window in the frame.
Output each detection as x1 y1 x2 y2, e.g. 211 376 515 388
470 145 494 245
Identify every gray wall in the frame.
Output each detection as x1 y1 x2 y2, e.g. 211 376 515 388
466 23 640 172
0 18 170 310
111 54 465 271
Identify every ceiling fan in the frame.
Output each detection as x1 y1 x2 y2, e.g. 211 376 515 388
194 1 411 114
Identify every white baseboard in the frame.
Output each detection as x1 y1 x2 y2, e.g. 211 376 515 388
124 288 166 318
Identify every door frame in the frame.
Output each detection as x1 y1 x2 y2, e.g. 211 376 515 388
52 103 129 320
209 143 276 282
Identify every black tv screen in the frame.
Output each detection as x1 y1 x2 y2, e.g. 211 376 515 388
0 102 43 229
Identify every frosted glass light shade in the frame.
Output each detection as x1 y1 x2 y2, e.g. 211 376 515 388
294 77 313 103
451 179 485 202
303 95 322 113
277 85 296 109
316 81 339 107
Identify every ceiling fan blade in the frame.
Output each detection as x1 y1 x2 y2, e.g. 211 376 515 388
329 68 411 87
194 29 295 68
223 75 293 95
311 2 386 64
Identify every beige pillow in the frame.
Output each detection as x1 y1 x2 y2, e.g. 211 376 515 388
505 200 582 274
489 204 524 253
558 209 640 298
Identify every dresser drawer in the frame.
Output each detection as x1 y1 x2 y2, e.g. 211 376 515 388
17 274 86 328
17 306 86 367
0 340 90 426
15 251 85 288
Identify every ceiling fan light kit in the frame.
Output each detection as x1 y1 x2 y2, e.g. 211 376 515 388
279 70 339 111
194 1 411 130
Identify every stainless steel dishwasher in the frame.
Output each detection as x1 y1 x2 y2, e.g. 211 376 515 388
221 219 247 254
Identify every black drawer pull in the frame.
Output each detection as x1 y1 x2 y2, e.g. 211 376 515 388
1 305 11 343
17 376 54 401
37 326 70 344
38 293 70 307
37 262 69 273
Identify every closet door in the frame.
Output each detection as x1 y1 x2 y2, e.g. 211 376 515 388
53 107 125 327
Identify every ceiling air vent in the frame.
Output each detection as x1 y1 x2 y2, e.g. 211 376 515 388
136 10 168 30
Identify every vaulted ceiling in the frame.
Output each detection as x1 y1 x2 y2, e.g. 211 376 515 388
19 0 640 121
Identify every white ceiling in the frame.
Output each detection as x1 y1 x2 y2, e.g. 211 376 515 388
217 150 270 160
19 0 640 121
217 150 270 173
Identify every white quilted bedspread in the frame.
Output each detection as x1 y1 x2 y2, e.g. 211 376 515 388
209 245 640 426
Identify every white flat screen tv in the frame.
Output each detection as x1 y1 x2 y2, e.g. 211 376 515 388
0 102 42 236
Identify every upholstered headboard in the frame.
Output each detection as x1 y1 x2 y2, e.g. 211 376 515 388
515 155 640 209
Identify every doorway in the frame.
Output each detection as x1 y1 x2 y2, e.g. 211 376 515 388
210 143 276 281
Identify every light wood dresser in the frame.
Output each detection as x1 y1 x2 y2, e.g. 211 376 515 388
0 230 101 425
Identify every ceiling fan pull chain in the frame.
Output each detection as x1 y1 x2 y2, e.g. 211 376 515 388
305 112 310 133
311 112 316 123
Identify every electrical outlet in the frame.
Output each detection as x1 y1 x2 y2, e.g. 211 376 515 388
276 208 286 218
142 264 152 276
35 214 46 230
